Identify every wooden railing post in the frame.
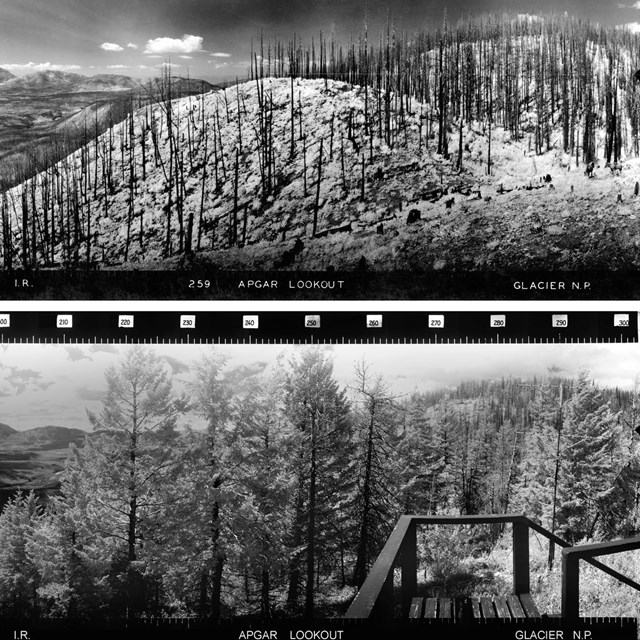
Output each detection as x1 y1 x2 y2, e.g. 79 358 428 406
400 517 417 616
512 518 530 594
371 572 394 618
561 550 579 620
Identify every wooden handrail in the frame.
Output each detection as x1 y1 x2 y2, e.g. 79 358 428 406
562 536 640 620
345 513 640 621
345 513 532 618
345 515 415 618
528 519 640 600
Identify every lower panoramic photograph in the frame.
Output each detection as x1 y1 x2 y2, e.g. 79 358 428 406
1 342 640 638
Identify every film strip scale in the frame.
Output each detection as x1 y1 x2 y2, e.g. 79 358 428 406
0 311 636 344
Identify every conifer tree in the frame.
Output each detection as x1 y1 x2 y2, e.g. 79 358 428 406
350 360 401 587
188 352 234 619
283 348 350 616
230 369 296 617
0 493 41 617
557 370 621 542
62 347 186 616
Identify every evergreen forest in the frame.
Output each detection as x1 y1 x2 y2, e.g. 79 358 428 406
1 347 639 621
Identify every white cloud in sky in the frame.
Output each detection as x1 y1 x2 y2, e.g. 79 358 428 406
0 61 81 73
211 52 231 58
127 43 138 50
100 42 124 52
107 64 129 69
618 1 640 7
619 21 640 32
179 55 193 59
517 14 543 22
144 34 203 55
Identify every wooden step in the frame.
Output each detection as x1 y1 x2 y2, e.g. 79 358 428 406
506 595 527 619
438 597 452 619
409 597 423 618
424 597 438 618
519 593 541 618
409 594 541 620
493 597 511 619
480 597 496 618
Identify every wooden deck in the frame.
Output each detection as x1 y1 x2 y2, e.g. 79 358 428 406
345 514 640 621
409 593 541 620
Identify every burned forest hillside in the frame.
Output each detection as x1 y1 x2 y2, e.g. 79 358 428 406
3 13 640 271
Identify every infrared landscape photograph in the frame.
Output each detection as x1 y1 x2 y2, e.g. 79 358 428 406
2 1 640 297
2 343 640 627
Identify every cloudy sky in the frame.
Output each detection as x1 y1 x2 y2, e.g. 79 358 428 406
1 0 639 82
1 342 640 432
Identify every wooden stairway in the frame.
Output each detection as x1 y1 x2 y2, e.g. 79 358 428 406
409 594 541 620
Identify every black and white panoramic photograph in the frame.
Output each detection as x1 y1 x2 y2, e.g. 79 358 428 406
2 342 640 631
3 1 640 298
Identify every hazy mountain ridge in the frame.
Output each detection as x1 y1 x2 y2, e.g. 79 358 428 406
0 67 16 84
0 425 88 507
0 423 17 439
0 69 214 186
1 424 87 451
0 70 213 95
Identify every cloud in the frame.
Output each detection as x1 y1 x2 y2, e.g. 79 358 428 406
517 14 543 22
144 34 203 55
65 346 91 362
89 345 117 354
76 386 105 402
100 42 124 52
6 367 42 394
0 62 81 73
127 43 138 50
179 55 193 59
158 62 181 70
211 52 231 58
162 355 189 375
107 64 130 69
621 21 640 32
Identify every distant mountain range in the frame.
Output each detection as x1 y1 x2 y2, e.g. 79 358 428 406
0 67 215 187
0 424 87 451
0 423 88 508
0 70 137 93
0 422 16 439
0 67 15 84
0 68 213 95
